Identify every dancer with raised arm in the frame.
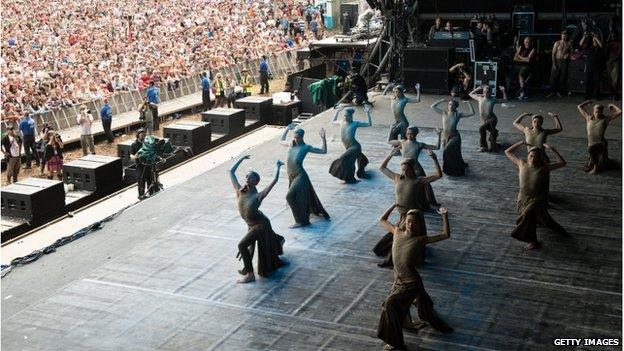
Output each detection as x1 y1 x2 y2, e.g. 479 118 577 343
377 204 453 351
513 112 563 154
577 101 622 174
229 156 288 284
329 104 373 183
431 98 475 176
374 147 443 267
505 141 568 250
388 126 441 207
469 85 507 152
280 125 330 228
388 85 421 142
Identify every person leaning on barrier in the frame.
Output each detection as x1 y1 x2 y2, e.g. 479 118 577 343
129 129 153 200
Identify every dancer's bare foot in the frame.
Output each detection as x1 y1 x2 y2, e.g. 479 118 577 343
477 147 487 152
588 166 599 175
525 241 542 250
289 222 306 229
236 272 255 283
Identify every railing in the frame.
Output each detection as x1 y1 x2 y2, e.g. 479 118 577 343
1 50 301 135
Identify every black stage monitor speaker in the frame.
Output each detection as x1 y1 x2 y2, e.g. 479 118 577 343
404 47 453 71
164 121 212 155
63 155 123 193
403 48 452 94
272 101 302 126
403 70 450 94
201 108 245 135
340 3 358 29
117 139 136 167
234 96 273 123
1 178 66 223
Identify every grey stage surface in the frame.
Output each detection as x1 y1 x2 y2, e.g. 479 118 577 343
2 94 622 350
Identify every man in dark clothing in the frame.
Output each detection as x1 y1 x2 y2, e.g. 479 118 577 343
18 113 39 168
259 55 270 94
130 129 152 200
347 68 370 105
2 125 22 183
580 31 604 100
200 72 212 111
100 98 114 142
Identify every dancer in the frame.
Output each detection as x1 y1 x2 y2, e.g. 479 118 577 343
329 104 372 183
431 98 475 176
505 141 568 250
374 147 442 267
280 125 330 228
577 101 621 174
377 204 453 351
388 126 441 207
513 112 563 152
229 155 288 283
388 84 421 142
468 85 507 152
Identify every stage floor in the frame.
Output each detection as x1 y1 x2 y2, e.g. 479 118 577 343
2 94 622 350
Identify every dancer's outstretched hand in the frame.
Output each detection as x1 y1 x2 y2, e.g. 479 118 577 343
276 160 284 167
242 154 251 160
437 207 447 215
319 128 326 138
427 149 437 159
287 123 297 130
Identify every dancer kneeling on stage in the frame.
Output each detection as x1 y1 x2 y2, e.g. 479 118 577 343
577 100 621 174
377 204 453 351
388 126 441 208
329 104 372 183
505 141 568 250
280 125 330 228
229 155 288 284
431 98 475 176
374 147 442 268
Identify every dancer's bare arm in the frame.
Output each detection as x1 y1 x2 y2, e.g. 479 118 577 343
308 128 327 154
229 155 250 193
379 203 398 234
425 208 451 244
379 147 400 180
259 160 284 201
505 140 525 167
422 150 443 184
544 143 566 171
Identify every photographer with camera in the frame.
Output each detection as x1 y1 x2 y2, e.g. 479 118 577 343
43 131 64 180
129 129 153 200
77 104 96 155
580 30 605 100
139 98 155 135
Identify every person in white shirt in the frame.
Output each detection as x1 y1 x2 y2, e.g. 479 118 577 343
77 104 96 155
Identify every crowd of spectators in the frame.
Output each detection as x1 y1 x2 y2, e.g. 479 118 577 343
1 0 326 123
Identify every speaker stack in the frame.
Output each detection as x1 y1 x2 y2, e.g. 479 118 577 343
63 155 123 194
201 108 246 136
403 48 453 94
